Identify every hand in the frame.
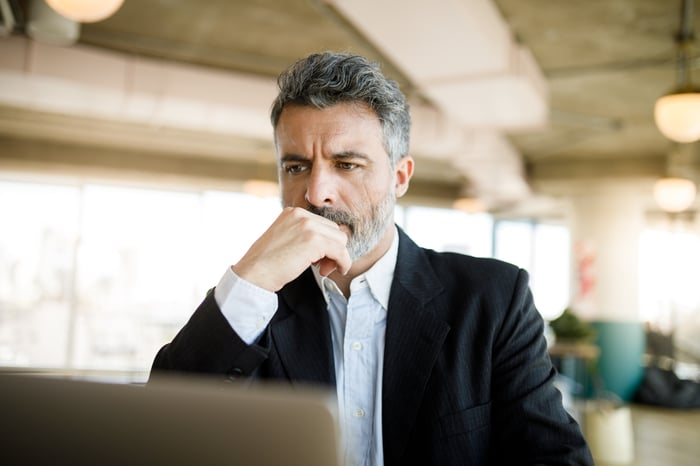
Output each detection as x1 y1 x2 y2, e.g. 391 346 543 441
231 207 352 291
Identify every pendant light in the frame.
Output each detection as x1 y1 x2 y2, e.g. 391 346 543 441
653 141 697 213
45 0 124 23
653 177 697 212
452 182 487 214
654 0 700 143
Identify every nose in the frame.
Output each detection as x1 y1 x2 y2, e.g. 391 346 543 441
304 165 336 207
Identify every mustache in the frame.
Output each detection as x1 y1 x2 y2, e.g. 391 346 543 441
306 205 356 235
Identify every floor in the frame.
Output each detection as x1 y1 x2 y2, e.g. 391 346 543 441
590 404 700 466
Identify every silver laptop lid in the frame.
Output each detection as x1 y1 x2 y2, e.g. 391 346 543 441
0 373 340 466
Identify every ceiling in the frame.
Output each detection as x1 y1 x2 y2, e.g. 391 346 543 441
2 0 700 215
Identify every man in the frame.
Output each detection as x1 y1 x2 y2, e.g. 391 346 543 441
151 51 593 466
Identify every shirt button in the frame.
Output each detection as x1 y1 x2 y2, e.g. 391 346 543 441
255 315 267 329
353 408 365 418
351 341 362 351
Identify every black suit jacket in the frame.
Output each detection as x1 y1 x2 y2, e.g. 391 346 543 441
152 228 593 465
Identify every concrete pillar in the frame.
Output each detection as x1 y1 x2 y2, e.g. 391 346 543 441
566 183 649 401
568 184 647 321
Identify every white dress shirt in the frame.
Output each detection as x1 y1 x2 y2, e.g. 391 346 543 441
214 228 399 466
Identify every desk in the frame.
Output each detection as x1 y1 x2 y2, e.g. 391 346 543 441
549 342 600 398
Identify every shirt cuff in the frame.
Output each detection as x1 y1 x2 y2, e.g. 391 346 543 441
214 267 278 345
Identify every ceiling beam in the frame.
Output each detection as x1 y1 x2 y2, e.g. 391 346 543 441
529 155 666 181
324 0 548 130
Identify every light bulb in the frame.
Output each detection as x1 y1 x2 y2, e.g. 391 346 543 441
653 177 697 213
45 0 124 23
654 92 700 143
242 180 279 198
453 197 486 214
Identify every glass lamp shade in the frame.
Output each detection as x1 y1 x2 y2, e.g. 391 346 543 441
654 91 700 143
453 197 486 214
653 177 697 213
46 0 124 23
242 180 279 198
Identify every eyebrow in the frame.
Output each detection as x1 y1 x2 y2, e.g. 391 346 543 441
280 151 371 163
280 154 309 164
333 150 371 162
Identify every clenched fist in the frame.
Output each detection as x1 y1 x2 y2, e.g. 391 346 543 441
231 207 352 292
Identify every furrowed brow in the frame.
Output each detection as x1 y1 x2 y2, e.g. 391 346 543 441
280 153 309 164
333 150 371 161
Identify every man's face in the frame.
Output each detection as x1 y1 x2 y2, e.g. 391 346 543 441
275 102 413 261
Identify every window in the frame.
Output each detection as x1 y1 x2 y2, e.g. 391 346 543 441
401 205 493 257
0 178 569 374
639 227 700 329
0 179 281 375
494 220 571 320
0 181 81 367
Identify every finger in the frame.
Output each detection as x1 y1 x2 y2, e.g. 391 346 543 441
317 230 351 275
317 257 338 277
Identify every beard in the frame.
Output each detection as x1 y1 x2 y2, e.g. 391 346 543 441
306 193 395 261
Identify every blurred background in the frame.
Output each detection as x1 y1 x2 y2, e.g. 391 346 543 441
0 0 699 411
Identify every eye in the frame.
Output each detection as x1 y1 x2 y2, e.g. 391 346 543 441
283 163 308 174
336 161 358 171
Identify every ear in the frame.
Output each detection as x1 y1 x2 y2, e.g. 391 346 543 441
394 156 414 198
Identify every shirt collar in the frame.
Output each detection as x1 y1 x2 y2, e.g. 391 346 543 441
312 226 399 310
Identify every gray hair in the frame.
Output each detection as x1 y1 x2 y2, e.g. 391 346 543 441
270 51 411 166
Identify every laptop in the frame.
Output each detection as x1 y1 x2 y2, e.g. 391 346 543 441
0 372 340 466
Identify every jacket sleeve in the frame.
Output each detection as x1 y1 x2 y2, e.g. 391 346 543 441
490 269 594 465
149 289 270 381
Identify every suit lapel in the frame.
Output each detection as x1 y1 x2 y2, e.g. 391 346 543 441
382 229 451 465
271 269 335 386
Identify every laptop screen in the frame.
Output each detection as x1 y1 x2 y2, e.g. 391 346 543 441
0 372 340 466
